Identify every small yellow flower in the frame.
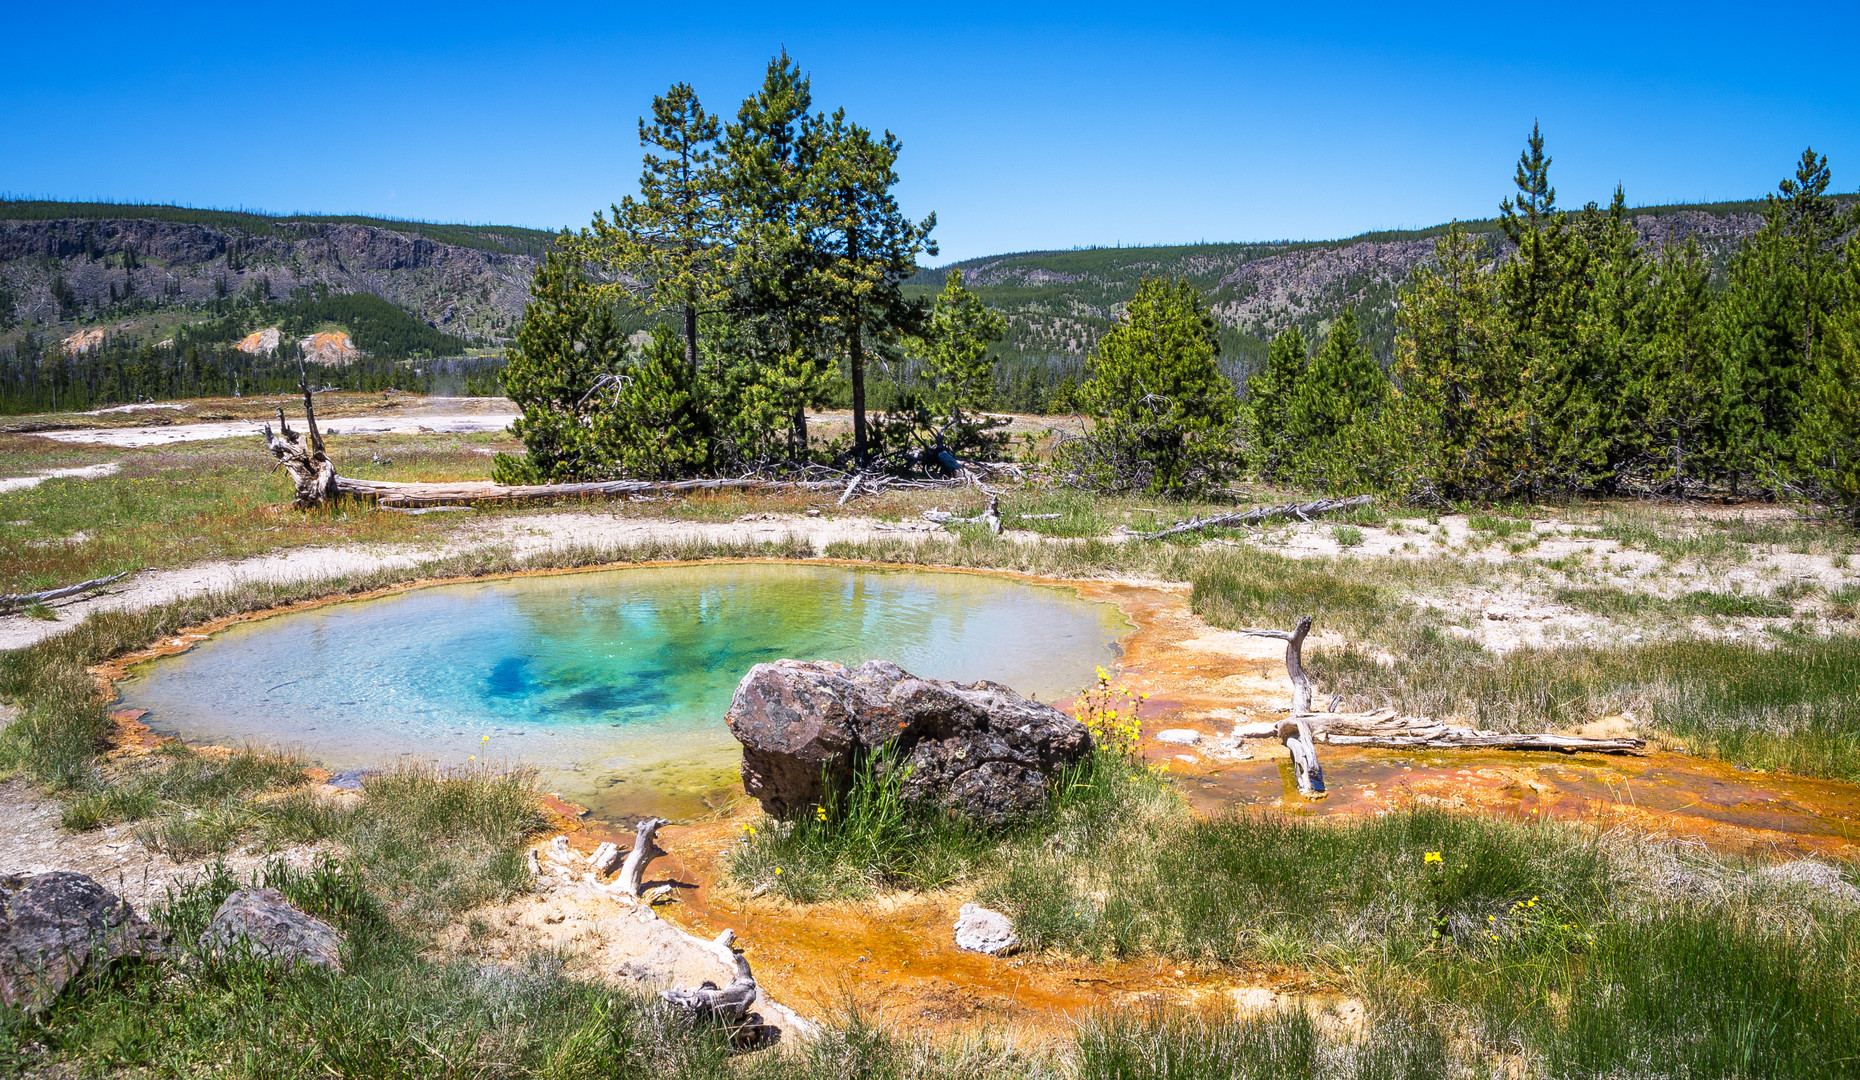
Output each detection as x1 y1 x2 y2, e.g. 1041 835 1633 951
1424 851 1443 864
481 734 490 744
774 867 782 875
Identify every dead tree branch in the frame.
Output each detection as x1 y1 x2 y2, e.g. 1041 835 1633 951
1132 494 1375 541
615 818 669 898
0 572 131 613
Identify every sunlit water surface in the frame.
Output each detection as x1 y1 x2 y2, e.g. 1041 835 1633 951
121 564 1129 819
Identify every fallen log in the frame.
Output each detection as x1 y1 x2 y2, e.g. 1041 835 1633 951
0 571 132 613
337 475 851 508
1233 615 1646 755
1232 708 1647 753
1132 494 1376 541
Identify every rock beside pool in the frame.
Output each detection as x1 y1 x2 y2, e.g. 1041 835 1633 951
726 659 1092 826
953 903 1020 955
1 871 162 1013
199 888 343 971
1154 728 1201 746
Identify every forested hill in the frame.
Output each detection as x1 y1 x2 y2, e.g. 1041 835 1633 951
0 202 554 343
909 198 1778 367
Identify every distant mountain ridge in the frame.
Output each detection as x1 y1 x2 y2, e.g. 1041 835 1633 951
0 202 553 343
910 197 1789 366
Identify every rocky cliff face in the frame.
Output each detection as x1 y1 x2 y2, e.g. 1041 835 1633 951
0 217 539 342
935 204 1771 362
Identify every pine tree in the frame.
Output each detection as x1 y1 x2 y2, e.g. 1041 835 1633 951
799 109 937 464
600 324 708 479
1388 224 1516 500
919 268 1006 418
1804 227 1860 519
1062 276 1239 495
1638 238 1723 490
580 82 730 383
1244 326 1307 480
1562 188 1652 490
1283 309 1389 489
1496 123 1583 494
494 246 630 483
720 51 829 456
1717 149 1847 490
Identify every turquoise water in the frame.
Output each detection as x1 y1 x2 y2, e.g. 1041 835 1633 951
121 563 1129 819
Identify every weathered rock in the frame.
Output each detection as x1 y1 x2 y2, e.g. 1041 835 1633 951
1154 728 1201 746
953 903 1019 955
726 659 1092 826
0 871 161 1012
199 888 343 970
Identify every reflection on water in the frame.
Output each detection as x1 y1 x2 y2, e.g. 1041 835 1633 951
122 564 1129 819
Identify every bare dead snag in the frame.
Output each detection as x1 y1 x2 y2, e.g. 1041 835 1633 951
661 928 759 1026
1276 716 1325 797
261 403 337 508
1239 616 1325 797
1244 615 1314 715
616 818 669 898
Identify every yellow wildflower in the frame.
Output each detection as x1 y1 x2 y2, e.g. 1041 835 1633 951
1424 851 1443 864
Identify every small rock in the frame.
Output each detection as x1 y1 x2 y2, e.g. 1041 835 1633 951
1154 729 1201 746
1231 986 1278 1012
1 871 161 1013
199 889 343 971
953 903 1019 955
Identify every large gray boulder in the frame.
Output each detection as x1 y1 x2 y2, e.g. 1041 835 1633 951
0 871 162 1013
725 659 1092 826
199 888 343 971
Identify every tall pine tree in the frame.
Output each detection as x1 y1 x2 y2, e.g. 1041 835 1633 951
1244 326 1307 480
1283 310 1389 489
581 82 731 383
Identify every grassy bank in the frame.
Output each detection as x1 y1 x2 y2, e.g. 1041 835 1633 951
728 742 1860 1079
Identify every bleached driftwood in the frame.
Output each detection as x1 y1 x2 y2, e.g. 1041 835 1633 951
661 928 758 1025
1232 709 1646 752
616 818 669 898
1244 615 1315 715
1132 495 1375 541
1276 716 1326 797
0 571 131 613
261 382 337 507
1234 614 1646 756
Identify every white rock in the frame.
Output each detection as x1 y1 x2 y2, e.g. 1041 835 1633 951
1154 728 1201 746
953 903 1019 955
1231 986 1279 1012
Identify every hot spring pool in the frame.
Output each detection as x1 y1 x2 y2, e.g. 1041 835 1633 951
119 563 1130 819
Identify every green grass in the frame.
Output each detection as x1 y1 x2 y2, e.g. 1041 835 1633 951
1330 525 1364 548
1468 513 1533 539
1555 584 1794 620
1313 631 1860 779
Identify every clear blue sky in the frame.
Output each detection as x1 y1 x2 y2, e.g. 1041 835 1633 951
4 3 1855 262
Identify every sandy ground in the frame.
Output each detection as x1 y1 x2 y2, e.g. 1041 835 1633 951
35 412 520 447
0 772 332 916
0 512 950 651
0 462 120 492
